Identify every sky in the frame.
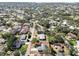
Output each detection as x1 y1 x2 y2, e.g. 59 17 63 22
0 0 79 2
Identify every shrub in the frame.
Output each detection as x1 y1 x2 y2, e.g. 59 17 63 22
20 45 28 55
69 40 77 46
2 33 16 50
14 50 20 56
32 38 39 43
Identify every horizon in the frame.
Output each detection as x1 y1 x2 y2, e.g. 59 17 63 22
0 0 79 3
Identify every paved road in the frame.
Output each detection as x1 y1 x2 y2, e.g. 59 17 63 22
25 21 47 56
25 22 36 55
61 36 74 50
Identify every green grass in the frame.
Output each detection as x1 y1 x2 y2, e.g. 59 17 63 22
47 35 56 42
32 38 39 43
19 45 28 55
69 40 77 46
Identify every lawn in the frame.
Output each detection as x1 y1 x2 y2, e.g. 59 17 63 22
47 35 56 42
19 45 28 55
69 40 77 46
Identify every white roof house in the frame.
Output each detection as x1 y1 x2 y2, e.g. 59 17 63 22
62 20 67 25
0 45 4 52
20 34 26 40
38 34 46 40
0 38 5 44
76 41 79 53
69 26 75 30
0 26 6 31
77 41 79 46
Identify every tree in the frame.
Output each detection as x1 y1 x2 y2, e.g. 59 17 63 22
56 26 70 34
49 44 57 56
70 48 78 56
54 34 64 43
32 38 39 43
2 33 16 50
39 20 50 28
20 45 28 55
69 40 77 46
0 51 6 56
47 35 56 42
13 50 20 56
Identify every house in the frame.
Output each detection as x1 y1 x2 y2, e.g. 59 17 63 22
13 25 21 32
13 22 21 26
0 38 6 44
30 48 38 56
38 34 46 41
61 20 70 27
62 20 67 25
37 44 48 52
30 43 49 56
75 41 79 55
3 27 12 33
16 13 24 19
66 32 77 40
38 31 46 41
77 41 79 46
20 25 29 34
12 39 22 49
0 45 5 52
0 26 6 32
51 43 64 56
69 26 75 30
19 34 26 44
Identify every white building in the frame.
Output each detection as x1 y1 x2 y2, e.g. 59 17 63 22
38 34 46 40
